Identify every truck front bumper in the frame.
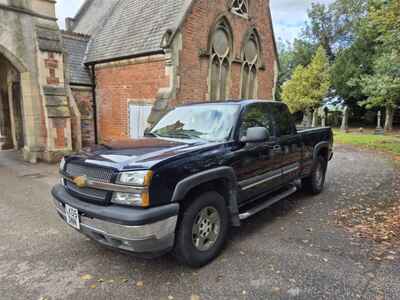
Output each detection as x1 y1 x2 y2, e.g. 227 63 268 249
51 184 179 257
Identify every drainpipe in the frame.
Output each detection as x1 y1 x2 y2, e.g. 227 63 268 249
90 65 98 144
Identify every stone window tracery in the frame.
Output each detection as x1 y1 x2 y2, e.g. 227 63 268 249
209 19 232 101
241 30 260 99
231 0 249 18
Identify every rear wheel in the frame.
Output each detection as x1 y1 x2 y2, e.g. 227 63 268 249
302 155 327 195
173 191 229 268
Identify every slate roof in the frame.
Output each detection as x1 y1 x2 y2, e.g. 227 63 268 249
62 32 92 85
85 0 191 64
72 0 120 36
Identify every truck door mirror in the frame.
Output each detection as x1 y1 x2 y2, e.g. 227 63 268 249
240 127 269 143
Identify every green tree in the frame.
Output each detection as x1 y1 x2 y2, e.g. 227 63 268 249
304 0 368 60
357 0 400 131
275 39 316 101
331 21 377 107
282 47 331 124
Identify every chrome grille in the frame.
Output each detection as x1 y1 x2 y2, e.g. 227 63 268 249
65 181 108 203
65 163 115 183
64 162 116 203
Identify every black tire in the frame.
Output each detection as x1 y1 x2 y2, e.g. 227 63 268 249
173 191 230 268
302 155 327 195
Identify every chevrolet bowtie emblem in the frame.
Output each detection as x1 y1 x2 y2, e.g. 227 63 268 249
73 175 88 188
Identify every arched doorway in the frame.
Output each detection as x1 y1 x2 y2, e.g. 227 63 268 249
0 53 24 150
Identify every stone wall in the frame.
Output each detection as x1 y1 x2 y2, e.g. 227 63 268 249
71 86 95 147
0 1 73 162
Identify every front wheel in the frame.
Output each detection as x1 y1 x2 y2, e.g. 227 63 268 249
173 191 229 268
302 155 327 195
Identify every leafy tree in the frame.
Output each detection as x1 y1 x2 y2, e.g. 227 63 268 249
356 0 400 131
331 21 377 109
275 39 316 101
304 0 368 60
282 46 331 124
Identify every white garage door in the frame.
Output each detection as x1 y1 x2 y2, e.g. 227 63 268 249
129 103 152 139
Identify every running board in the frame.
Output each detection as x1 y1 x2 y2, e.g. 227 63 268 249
239 186 298 220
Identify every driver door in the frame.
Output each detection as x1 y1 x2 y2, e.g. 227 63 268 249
233 103 284 203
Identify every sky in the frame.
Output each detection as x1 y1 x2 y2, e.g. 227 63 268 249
55 0 335 43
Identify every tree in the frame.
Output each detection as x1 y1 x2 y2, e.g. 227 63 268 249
304 0 368 60
275 39 316 101
282 47 331 125
359 53 400 131
356 0 400 131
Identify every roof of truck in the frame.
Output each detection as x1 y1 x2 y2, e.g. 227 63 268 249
177 100 281 107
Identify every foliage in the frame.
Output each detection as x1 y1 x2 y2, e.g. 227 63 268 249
275 39 316 101
282 47 331 112
356 0 400 112
331 21 378 108
304 0 368 60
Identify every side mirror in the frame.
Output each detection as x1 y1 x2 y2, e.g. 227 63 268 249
240 127 269 143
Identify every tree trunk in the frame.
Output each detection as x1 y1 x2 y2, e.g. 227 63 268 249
312 109 318 127
341 106 349 132
384 106 394 132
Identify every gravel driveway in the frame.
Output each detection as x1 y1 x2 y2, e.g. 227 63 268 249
0 146 399 300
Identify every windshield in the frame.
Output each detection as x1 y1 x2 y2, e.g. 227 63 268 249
150 104 239 142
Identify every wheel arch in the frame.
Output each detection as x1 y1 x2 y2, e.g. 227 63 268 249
313 141 330 162
171 167 241 226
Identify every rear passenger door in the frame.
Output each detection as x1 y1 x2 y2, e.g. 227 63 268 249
271 103 303 184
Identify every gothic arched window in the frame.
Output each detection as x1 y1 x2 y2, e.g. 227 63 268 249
231 0 249 18
209 19 232 101
241 30 260 99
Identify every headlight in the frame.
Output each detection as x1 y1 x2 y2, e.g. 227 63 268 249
111 192 150 207
117 170 153 186
60 157 66 171
113 170 152 207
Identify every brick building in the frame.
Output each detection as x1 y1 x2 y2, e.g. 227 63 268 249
64 0 279 145
0 0 278 162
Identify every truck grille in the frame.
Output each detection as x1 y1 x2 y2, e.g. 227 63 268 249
65 163 115 183
64 162 116 203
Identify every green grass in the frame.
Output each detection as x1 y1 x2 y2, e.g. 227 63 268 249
333 130 400 155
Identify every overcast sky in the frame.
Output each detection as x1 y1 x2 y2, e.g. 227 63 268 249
55 0 335 43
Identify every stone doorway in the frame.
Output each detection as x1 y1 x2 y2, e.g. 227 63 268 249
0 54 25 151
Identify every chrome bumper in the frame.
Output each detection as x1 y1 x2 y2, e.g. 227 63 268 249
54 199 177 255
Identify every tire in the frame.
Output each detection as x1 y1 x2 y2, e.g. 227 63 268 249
173 191 230 268
302 155 327 195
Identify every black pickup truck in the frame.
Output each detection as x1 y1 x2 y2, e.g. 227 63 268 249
52 100 333 267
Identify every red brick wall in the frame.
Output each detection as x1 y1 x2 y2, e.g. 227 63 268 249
176 0 277 104
71 87 95 147
95 56 169 141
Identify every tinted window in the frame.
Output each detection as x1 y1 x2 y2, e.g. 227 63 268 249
239 104 273 139
271 104 294 136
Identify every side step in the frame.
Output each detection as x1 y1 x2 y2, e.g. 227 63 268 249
238 186 298 220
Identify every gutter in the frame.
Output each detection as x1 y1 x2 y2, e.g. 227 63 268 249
90 66 98 144
84 50 165 67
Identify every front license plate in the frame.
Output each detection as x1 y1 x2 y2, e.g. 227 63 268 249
65 204 80 230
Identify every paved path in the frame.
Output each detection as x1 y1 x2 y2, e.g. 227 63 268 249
0 147 399 300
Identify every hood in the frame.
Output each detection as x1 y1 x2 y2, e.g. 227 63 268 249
74 138 210 170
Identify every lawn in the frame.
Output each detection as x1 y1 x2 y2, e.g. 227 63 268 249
333 130 400 156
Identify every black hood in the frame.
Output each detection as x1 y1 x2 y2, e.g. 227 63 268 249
73 138 215 170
